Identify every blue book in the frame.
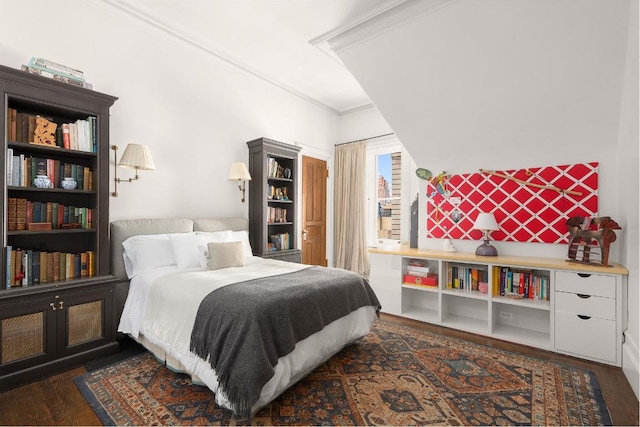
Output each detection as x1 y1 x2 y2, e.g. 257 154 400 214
5 246 11 289
33 201 41 223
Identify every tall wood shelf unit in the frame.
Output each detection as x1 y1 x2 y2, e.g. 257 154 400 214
0 64 118 390
247 138 302 263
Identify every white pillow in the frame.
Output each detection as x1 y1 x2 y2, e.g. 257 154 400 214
168 232 201 269
206 241 245 270
121 234 176 278
230 230 253 258
196 230 253 258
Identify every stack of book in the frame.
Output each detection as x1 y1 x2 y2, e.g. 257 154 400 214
7 198 93 231
20 57 93 89
5 248 95 288
404 260 438 286
269 232 290 251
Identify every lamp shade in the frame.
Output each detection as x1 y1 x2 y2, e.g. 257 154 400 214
228 162 252 181
473 212 499 231
118 144 155 170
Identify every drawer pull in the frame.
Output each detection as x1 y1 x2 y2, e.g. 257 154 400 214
578 315 591 320
577 273 591 278
577 294 591 299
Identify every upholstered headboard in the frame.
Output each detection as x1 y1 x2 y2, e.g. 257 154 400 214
109 217 249 281
110 217 248 334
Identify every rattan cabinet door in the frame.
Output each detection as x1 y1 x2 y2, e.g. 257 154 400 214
56 284 113 358
0 294 57 376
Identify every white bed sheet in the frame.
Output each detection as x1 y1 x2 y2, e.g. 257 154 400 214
118 257 376 415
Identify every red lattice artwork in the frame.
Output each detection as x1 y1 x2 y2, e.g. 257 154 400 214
426 163 599 244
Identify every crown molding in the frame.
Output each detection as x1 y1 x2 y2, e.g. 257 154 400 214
99 0 340 116
338 103 377 117
327 0 459 54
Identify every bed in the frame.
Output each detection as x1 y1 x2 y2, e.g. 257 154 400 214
111 217 380 419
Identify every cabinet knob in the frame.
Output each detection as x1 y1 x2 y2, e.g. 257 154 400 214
577 293 591 299
49 302 56 311
578 314 591 320
59 301 64 310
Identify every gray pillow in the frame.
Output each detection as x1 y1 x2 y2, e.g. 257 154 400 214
206 241 244 270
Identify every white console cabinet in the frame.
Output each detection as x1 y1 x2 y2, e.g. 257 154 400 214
368 246 628 366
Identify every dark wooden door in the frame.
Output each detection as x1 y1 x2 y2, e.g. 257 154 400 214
301 156 327 266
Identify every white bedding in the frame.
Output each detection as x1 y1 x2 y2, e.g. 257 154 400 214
118 256 376 415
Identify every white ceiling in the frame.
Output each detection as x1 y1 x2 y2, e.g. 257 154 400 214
104 0 396 115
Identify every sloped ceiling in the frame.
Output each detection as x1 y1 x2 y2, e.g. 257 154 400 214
329 0 632 173
102 0 393 114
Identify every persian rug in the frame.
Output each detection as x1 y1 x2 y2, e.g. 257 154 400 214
74 319 611 426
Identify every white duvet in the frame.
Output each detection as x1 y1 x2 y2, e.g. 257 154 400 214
118 256 376 415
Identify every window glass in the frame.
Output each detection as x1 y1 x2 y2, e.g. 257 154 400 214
376 152 401 240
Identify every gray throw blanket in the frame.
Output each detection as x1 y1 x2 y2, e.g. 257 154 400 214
189 266 381 419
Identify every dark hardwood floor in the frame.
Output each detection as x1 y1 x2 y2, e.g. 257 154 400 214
0 313 637 426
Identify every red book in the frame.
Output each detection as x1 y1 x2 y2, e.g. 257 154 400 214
403 274 438 287
62 123 70 149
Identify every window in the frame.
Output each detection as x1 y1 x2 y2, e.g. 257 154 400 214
376 152 401 240
366 137 418 246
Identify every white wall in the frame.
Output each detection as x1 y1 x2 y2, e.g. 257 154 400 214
0 0 337 224
333 0 633 259
617 0 640 398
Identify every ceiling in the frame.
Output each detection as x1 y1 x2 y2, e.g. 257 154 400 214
104 0 396 115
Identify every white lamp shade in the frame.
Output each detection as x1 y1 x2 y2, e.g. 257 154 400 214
473 212 499 231
228 162 252 181
118 144 155 170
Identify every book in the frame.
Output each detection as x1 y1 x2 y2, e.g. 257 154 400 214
62 123 70 149
13 249 22 287
60 253 66 281
80 252 88 277
66 253 74 280
32 251 40 285
406 264 430 275
7 198 17 231
16 198 27 230
87 251 95 277
26 250 34 285
46 252 54 283
28 57 84 81
20 64 87 88
5 246 11 289
40 251 47 284
9 108 17 141
22 251 29 286
403 273 437 286
53 252 60 282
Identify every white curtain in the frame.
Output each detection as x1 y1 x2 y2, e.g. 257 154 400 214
334 141 369 276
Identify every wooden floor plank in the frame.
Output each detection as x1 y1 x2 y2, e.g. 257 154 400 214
0 314 637 426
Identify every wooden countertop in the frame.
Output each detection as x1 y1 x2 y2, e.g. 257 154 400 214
368 245 629 275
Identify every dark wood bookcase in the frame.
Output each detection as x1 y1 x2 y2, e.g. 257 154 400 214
0 64 119 390
247 137 302 263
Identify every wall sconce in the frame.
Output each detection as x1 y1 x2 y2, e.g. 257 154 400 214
111 144 155 197
228 162 252 202
473 212 499 256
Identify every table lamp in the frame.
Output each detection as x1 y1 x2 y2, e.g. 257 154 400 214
473 212 499 256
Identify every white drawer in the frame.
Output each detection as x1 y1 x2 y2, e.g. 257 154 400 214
554 271 616 298
554 310 616 363
554 292 615 320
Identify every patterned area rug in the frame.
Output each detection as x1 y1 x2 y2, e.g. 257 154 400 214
74 319 611 426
